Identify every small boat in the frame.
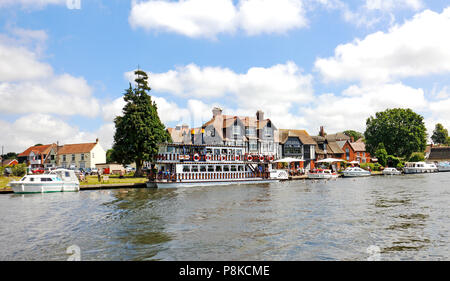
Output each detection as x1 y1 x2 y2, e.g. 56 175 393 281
342 167 371 177
8 169 80 194
437 162 450 172
269 169 289 180
403 162 439 174
307 169 338 179
382 167 401 175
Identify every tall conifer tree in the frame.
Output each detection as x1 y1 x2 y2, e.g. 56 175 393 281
112 69 171 176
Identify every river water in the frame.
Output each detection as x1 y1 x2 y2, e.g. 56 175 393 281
0 173 449 261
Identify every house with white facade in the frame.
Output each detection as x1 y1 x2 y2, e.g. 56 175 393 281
58 139 106 169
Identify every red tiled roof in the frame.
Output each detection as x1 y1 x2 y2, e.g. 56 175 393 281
58 142 97 154
19 144 55 157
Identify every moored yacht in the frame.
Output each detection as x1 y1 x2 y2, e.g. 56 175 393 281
437 162 450 172
342 167 371 177
382 167 401 175
403 162 438 174
307 169 338 179
147 143 280 188
8 169 80 194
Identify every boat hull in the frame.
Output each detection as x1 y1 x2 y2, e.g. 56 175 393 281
9 182 80 194
342 172 371 177
307 174 338 179
147 178 279 188
438 167 450 172
403 168 438 174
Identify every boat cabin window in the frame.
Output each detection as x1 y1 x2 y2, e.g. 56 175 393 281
223 165 230 172
229 149 235 155
231 165 237 172
238 165 244 171
21 177 27 181
206 148 212 154
167 146 175 153
208 165 214 172
65 172 70 177
41 178 53 182
236 149 242 155
214 149 220 155
29 177 34 182
200 166 206 172
192 166 199 173
221 149 227 155
216 166 222 172
183 165 190 172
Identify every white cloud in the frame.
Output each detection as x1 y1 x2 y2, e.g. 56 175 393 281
364 0 423 12
0 31 100 117
315 7 450 83
127 61 313 103
300 83 428 133
0 114 97 153
129 0 307 38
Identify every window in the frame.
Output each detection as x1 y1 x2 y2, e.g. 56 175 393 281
200 166 206 172
232 125 240 135
41 178 53 182
192 166 199 172
238 165 244 171
211 128 215 137
216 166 222 172
223 165 230 172
63 155 66 162
51 155 55 160
214 149 220 155
208 165 214 172
264 127 272 136
249 141 257 151
231 165 237 172
81 154 85 161
72 154 75 161
183 165 190 172
346 148 350 160
246 127 256 136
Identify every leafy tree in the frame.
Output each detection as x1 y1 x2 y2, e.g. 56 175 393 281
112 69 172 177
106 149 115 164
364 108 427 158
343 130 363 141
408 152 425 162
431 123 449 145
374 143 388 167
12 164 26 177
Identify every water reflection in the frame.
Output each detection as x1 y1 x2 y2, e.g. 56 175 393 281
0 173 449 260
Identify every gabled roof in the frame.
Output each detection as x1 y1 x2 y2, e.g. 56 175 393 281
327 141 344 154
325 133 351 142
349 142 366 152
58 142 97 154
278 129 316 145
19 144 55 157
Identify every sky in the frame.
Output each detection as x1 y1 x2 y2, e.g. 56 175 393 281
1 0 450 153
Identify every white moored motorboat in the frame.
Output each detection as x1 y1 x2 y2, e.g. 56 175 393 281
437 162 450 172
8 169 80 194
342 167 371 177
403 162 438 174
147 143 279 188
307 169 338 179
382 167 401 175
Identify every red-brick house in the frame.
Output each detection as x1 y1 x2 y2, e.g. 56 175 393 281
341 138 372 164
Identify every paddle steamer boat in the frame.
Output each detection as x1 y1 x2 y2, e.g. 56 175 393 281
146 143 279 188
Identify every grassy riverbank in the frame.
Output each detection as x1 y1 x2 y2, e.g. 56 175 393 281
0 176 21 190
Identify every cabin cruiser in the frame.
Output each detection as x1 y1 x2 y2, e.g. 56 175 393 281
382 167 401 175
307 169 338 179
437 162 450 172
8 169 80 194
342 167 371 177
147 143 280 188
403 162 438 174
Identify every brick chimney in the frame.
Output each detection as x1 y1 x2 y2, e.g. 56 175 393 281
319 126 325 137
351 136 354 143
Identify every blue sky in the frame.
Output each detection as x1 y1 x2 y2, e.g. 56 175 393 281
1 0 450 153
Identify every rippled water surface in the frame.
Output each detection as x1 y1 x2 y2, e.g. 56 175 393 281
1 173 449 260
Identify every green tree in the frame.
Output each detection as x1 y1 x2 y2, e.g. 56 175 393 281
343 130 363 141
106 149 115 164
374 143 388 167
431 123 448 145
408 152 425 162
112 69 172 177
364 108 427 158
